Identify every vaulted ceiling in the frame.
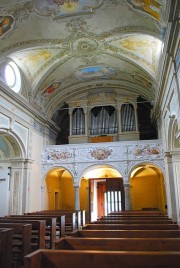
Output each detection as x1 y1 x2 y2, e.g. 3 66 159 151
0 0 169 120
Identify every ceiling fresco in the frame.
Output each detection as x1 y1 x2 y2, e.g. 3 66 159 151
33 0 103 18
0 0 168 118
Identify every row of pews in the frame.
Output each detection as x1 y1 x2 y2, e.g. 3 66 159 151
0 210 85 267
24 210 180 268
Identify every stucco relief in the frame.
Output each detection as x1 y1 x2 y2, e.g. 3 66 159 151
48 151 73 160
42 148 73 162
90 148 113 160
128 143 163 160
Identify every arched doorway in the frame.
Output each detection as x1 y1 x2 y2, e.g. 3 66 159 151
80 165 125 222
130 164 166 212
0 132 24 215
45 168 74 210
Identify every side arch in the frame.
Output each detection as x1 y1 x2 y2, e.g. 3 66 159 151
129 163 166 212
41 166 74 210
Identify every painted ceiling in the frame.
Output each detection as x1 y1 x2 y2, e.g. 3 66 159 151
0 0 168 119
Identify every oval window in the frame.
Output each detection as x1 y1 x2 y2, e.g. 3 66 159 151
4 61 21 93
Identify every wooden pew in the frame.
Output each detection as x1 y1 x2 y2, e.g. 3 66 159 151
20 214 66 238
54 237 180 251
27 211 76 235
72 229 180 238
101 215 170 220
82 223 179 230
93 219 173 224
0 228 13 268
108 210 164 215
6 215 57 248
24 249 180 268
37 210 86 228
0 223 32 267
0 218 46 250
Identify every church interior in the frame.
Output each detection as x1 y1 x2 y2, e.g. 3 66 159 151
0 0 180 267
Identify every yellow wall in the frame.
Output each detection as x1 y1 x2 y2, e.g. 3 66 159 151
61 171 74 209
130 167 166 211
80 178 89 220
46 171 61 210
45 169 74 210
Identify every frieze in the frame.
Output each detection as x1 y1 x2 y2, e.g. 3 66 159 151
42 142 164 164
42 140 165 182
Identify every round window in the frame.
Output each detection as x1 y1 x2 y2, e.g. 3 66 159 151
4 61 21 93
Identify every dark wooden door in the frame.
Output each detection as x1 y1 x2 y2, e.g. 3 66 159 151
97 181 106 218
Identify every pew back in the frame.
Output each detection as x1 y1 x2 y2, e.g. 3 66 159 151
54 237 180 251
82 223 179 230
0 218 46 249
24 249 180 268
0 228 13 268
73 229 180 238
0 223 32 266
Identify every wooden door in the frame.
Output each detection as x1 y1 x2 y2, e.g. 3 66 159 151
97 181 106 218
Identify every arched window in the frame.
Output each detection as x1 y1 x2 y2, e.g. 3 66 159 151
121 103 135 131
90 106 117 135
72 108 85 135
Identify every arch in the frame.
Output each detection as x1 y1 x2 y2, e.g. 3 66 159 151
41 165 73 181
79 163 124 185
0 129 26 158
78 164 124 221
168 117 180 150
43 166 74 210
0 130 26 215
129 163 166 212
128 161 165 179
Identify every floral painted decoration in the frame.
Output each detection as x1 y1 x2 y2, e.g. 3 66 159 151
90 148 112 160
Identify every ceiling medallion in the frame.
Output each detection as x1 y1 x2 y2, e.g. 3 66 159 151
72 37 99 56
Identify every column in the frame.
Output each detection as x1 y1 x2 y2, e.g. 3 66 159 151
134 105 138 131
117 107 122 133
74 185 80 210
124 183 131 210
164 152 177 222
69 109 72 136
84 107 88 136
23 159 33 213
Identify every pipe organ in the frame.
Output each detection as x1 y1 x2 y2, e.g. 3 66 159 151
69 101 139 144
